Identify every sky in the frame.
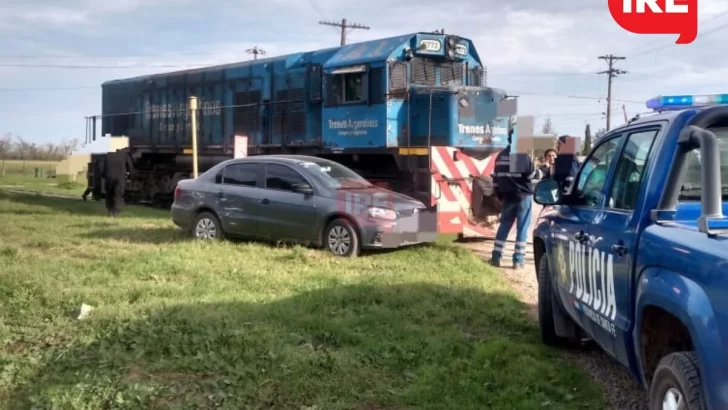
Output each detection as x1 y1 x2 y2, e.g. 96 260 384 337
0 0 727 151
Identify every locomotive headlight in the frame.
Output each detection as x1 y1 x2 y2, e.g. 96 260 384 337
459 97 469 108
445 35 459 60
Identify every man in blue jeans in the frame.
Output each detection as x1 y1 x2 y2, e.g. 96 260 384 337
489 135 534 270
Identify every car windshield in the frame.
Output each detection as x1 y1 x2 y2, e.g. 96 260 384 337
298 159 373 188
679 126 728 201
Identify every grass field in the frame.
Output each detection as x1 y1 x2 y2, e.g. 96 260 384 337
0 160 86 197
0 189 606 409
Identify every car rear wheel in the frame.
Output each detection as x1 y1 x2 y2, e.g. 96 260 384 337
649 352 705 410
191 212 223 240
324 218 360 257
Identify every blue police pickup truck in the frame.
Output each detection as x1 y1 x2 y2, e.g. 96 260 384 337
531 93 728 410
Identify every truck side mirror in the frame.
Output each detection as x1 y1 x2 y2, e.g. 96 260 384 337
534 179 562 205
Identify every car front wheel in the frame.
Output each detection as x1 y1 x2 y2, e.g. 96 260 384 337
191 212 223 240
537 254 572 346
649 352 705 410
324 218 360 257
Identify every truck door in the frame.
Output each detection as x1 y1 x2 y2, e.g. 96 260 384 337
553 134 625 331
586 127 660 367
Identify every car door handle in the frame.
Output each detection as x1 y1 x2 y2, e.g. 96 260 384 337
574 231 587 242
216 192 224 198
611 243 628 256
260 198 269 205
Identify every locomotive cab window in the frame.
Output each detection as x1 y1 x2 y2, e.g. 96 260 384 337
326 65 368 106
342 73 363 102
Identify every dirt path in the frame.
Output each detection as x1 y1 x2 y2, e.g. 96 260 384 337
458 203 648 410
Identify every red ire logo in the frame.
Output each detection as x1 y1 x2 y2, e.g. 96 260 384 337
608 0 698 44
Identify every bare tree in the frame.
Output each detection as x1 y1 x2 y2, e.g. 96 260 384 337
13 136 33 160
0 133 83 160
541 116 555 135
0 133 11 159
59 138 80 157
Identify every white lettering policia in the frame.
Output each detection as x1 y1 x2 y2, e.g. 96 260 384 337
568 240 618 337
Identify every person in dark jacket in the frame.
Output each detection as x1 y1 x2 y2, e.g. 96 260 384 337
553 135 580 191
81 186 93 201
102 148 134 216
489 131 534 270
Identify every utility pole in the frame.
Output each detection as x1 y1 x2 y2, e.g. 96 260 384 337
597 54 627 131
246 46 266 60
319 18 370 46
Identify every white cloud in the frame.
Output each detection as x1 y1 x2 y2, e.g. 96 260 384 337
0 6 88 26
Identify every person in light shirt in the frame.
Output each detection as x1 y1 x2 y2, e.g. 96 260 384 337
533 148 557 181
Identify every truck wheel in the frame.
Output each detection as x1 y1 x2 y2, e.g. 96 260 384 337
324 218 360 257
191 212 224 240
649 352 705 410
537 255 569 347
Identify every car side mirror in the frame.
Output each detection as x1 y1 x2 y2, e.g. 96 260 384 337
292 182 314 195
534 179 562 205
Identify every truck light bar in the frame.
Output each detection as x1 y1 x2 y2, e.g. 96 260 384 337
646 93 728 111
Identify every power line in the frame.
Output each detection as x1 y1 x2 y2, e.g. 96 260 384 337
490 72 597 78
509 90 642 104
0 63 207 69
597 55 627 131
535 113 607 117
0 52 214 59
632 22 728 58
307 0 326 18
0 84 646 107
0 58 658 82
0 86 98 91
627 11 728 58
318 19 370 46
307 0 340 36
0 83 646 105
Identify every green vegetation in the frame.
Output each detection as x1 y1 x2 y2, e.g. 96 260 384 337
0 160 86 197
0 190 606 409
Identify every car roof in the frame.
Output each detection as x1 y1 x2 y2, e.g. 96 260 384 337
222 154 334 166
611 109 681 131
595 107 709 141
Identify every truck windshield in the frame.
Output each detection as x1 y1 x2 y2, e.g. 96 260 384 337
298 159 373 189
679 126 728 201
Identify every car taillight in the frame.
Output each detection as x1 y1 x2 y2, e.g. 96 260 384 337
174 185 182 199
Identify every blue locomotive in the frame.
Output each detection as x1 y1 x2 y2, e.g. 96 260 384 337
89 32 518 238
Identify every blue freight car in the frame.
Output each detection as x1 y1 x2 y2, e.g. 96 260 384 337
89 32 518 239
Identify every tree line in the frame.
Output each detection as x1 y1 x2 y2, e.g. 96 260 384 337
0 133 80 161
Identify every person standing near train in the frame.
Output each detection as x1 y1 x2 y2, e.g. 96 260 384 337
102 148 134 217
489 127 534 270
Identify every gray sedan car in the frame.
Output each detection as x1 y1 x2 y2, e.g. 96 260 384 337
171 155 437 256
